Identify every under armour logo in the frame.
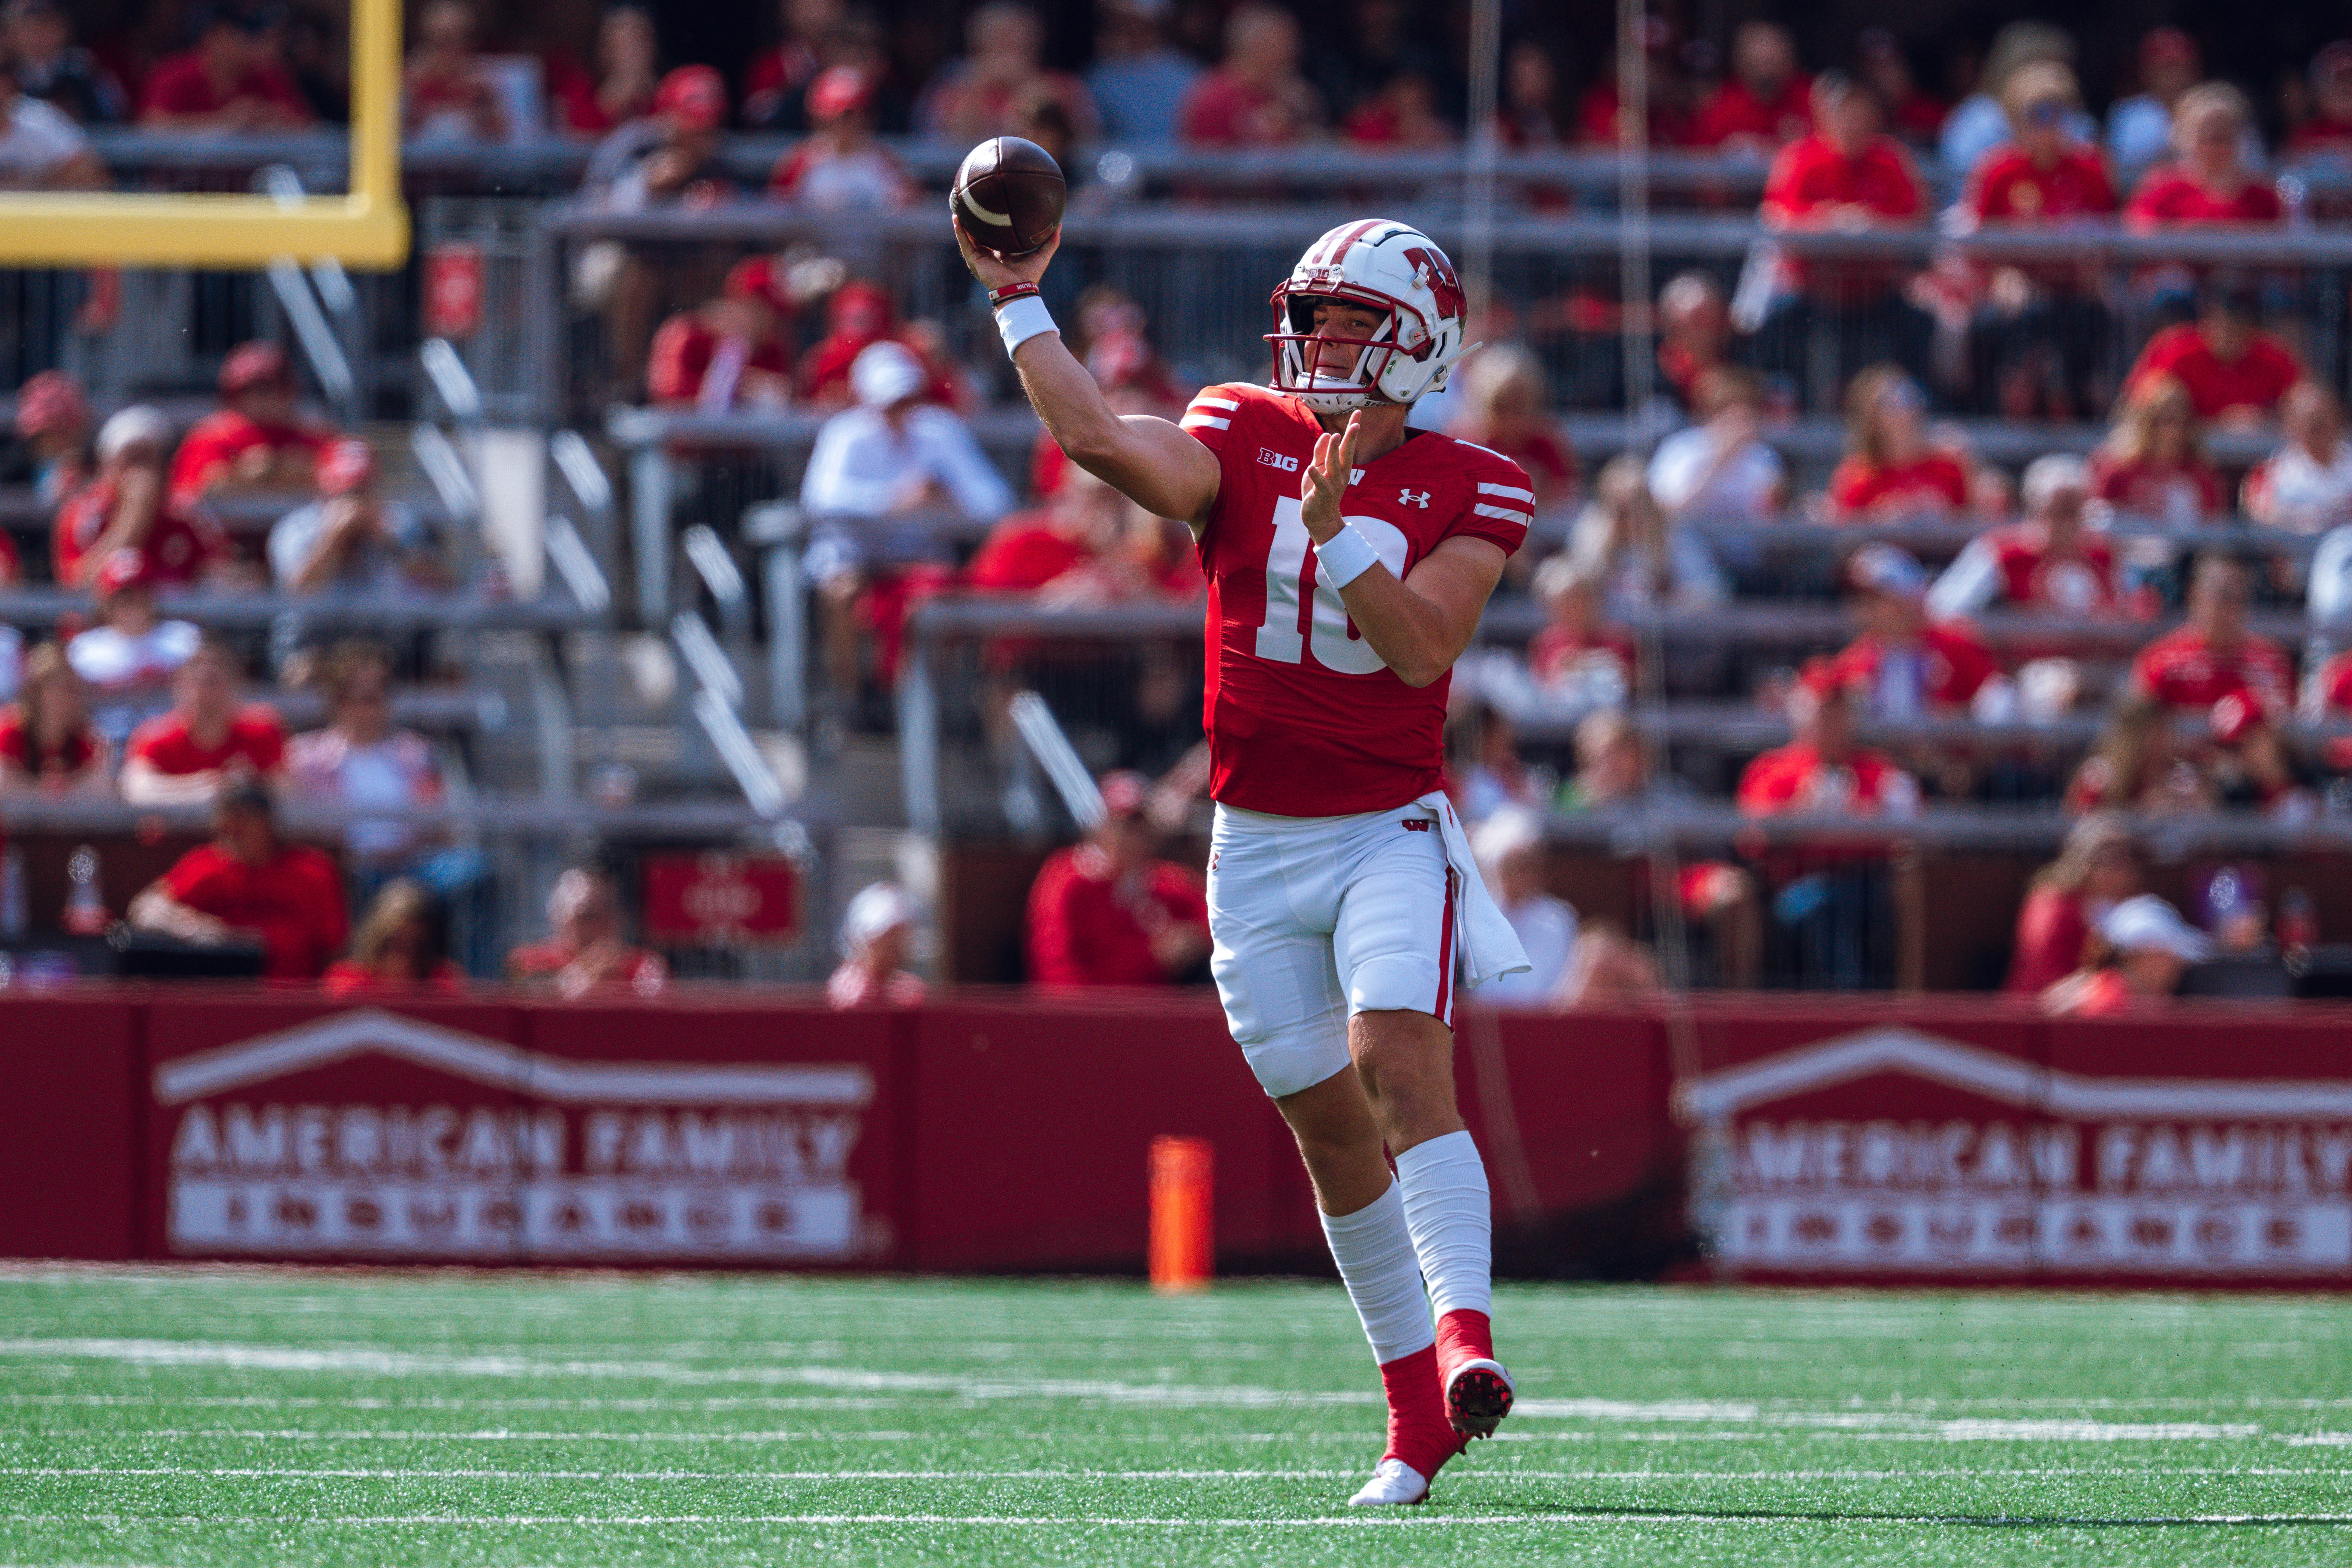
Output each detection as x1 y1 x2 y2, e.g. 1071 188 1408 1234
1399 488 1430 508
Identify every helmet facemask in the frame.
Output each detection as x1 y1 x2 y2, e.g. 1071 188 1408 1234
1268 288 1429 413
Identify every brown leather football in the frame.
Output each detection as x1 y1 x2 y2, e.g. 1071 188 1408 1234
952 136 1067 257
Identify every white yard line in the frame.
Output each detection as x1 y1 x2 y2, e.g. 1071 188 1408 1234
4 1511 2349 1529
1 1465 2337 1483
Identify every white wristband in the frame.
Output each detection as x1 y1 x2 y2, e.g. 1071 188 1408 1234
995 294 1057 356
1316 522 1381 588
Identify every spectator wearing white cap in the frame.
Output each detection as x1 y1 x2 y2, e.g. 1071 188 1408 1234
1469 806 1576 1006
826 880 927 1007
2042 893 2210 1015
1930 454 2130 622
800 339 1012 696
54 405 226 590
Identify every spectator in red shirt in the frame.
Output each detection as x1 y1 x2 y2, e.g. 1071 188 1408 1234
1178 4 1321 148
1854 29 1945 151
137 1 313 131
0 641 105 794
2129 553 2293 718
741 0 843 130
1825 366 1972 521
169 342 330 503
1958 60 2118 420
2289 43 2352 164
1446 345 1577 514
793 281 958 408
2090 375 2225 522
1525 555 1636 703
1758 74 1934 404
323 879 465 996
767 65 911 213
402 0 505 143
1653 272 1733 413
967 462 1123 594
1574 17 1694 149
915 1 1094 143
1930 454 2132 621
1691 21 1809 153
2007 812 2143 993
1345 70 1454 148
1737 679 1921 819
6 368 90 505
128 782 347 979
548 2 659 136
2124 82 2283 230
825 880 926 1007
1821 543 2004 718
56 406 226 589
2123 276 2301 427
1026 770 1211 987
507 863 668 997
119 636 286 807
645 259 795 411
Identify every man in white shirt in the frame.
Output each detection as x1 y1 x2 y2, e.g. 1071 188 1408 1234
0 68 100 188
2246 382 2352 536
1646 365 1785 524
799 339 1012 698
1469 806 1577 1006
66 548 199 695
268 438 445 593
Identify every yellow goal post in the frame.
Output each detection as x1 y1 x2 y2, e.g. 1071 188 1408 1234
0 0 407 268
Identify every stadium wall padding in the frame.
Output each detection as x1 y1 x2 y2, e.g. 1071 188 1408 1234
5 989 2349 1285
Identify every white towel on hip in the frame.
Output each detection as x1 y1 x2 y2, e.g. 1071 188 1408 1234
1418 790 1531 990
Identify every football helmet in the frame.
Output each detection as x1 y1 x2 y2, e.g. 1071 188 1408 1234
1268 220 1469 413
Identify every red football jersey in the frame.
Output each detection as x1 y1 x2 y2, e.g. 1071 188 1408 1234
2129 627 2292 715
1983 525 2122 615
1964 144 2117 223
53 478 226 587
1180 383 1531 816
2125 324 2302 420
1818 624 2002 711
1736 742 1918 817
127 707 286 778
1825 451 1970 519
2124 169 2284 228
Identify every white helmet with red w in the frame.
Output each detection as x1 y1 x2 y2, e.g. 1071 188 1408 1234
1269 219 1469 413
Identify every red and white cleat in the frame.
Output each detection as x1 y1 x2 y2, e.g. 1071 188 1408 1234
1348 1456 1431 1506
1445 1357 1515 1440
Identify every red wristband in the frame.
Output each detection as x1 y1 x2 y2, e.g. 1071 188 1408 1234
988 281 1041 308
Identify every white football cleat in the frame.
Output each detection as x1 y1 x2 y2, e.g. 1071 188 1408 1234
1348 1456 1431 1507
1445 1357 1516 1439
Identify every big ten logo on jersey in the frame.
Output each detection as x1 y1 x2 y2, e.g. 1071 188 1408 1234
1258 447 1300 473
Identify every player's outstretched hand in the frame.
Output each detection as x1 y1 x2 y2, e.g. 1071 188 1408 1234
951 207 1060 293
1300 411 1361 543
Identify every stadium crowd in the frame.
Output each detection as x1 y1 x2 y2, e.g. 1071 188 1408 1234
11 3 2352 1004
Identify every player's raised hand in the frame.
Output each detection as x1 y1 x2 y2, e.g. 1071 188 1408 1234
951 207 1060 292
1299 411 1361 542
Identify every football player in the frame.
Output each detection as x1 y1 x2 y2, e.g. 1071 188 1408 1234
957 213 1533 1506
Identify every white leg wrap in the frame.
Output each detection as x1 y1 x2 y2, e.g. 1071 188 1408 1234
1394 1130 1493 1320
1318 1179 1436 1365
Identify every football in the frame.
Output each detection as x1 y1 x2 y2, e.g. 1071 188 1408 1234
952 136 1066 257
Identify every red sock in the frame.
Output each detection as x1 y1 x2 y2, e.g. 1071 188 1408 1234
1376 1343 1463 1479
1435 1308 1493 1374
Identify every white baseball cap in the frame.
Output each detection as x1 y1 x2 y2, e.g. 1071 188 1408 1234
96 405 172 463
2100 895 2211 963
841 880 917 954
850 341 926 410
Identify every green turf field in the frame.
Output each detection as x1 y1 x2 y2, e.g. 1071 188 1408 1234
0 1266 2347 1566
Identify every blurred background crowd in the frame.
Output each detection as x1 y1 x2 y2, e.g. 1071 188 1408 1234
5 0 2352 1010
